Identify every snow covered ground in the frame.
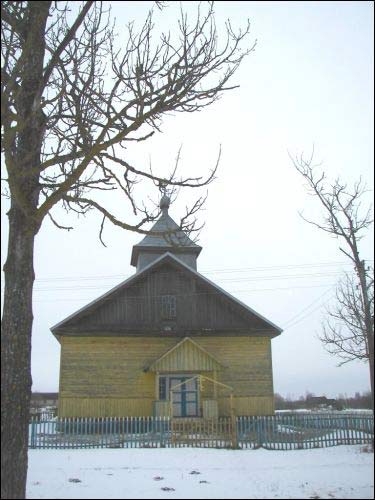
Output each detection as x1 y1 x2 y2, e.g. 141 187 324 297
275 409 373 414
27 445 373 499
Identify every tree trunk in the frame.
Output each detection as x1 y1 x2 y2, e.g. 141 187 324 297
1 209 37 499
1 3 50 497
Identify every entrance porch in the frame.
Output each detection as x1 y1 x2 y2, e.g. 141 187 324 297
144 337 229 418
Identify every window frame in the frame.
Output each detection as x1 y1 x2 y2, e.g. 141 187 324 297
160 294 177 320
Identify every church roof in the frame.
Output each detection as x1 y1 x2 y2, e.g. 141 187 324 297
133 212 199 248
130 196 202 267
51 252 283 337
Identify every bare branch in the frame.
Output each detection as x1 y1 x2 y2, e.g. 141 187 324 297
99 214 107 247
42 1 95 91
47 211 73 231
291 149 374 405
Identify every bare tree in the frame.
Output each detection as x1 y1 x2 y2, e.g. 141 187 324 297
321 270 374 363
290 150 374 412
1 1 254 497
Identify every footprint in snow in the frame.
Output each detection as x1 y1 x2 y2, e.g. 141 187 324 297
161 487 175 491
68 478 82 483
153 476 164 481
189 470 201 475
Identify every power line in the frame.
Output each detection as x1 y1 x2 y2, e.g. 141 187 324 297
33 260 359 283
33 270 355 292
33 282 335 302
283 299 334 330
200 261 359 273
282 286 334 328
34 281 338 330
34 282 334 332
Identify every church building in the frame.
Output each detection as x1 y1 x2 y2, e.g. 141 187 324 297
52 195 282 418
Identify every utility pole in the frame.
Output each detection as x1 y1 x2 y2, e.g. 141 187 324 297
357 259 374 411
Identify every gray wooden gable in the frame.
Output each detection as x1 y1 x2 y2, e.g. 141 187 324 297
52 253 282 338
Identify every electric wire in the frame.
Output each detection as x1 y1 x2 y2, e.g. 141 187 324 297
282 286 335 328
26 259 373 331
283 299 334 330
34 282 335 303
33 269 356 292
33 260 359 282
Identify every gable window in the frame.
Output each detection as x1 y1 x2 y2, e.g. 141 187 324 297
161 295 176 319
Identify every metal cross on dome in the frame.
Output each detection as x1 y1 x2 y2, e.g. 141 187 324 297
158 181 171 212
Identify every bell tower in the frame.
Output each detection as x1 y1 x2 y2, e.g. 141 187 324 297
130 194 202 272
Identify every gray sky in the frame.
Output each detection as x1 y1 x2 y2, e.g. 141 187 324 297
1 1 374 399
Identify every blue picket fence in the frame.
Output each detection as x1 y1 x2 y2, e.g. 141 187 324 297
28 413 373 450
237 413 373 449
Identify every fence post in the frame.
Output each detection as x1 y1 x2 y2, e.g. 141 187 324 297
344 415 350 445
229 394 238 449
230 414 237 449
30 418 36 449
255 417 263 448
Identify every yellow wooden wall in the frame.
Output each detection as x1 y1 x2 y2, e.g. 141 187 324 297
58 335 275 417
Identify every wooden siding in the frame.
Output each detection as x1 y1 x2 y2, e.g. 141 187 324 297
153 400 170 417
59 337 175 400
58 396 274 417
59 397 154 417
58 336 275 417
202 399 219 418
197 337 274 397
60 262 274 334
148 338 223 372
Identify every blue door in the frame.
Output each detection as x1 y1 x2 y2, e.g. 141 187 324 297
169 377 198 417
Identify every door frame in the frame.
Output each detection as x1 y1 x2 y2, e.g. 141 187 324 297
170 375 199 418
157 373 200 417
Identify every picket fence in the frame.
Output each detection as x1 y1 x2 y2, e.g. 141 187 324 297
28 413 373 450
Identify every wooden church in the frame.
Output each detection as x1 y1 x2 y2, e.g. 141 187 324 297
52 195 282 418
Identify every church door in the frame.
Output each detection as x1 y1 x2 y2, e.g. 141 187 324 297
169 376 198 417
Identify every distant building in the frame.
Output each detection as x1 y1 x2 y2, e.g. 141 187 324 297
52 195 282 418
30 392 58 414
306 396 337 409
30 392 58 407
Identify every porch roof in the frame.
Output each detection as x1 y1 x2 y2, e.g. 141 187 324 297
145 337 224 373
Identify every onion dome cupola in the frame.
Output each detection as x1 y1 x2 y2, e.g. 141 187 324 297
131 194 202 272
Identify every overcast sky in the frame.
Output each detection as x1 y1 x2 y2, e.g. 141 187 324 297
1 1 374 399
